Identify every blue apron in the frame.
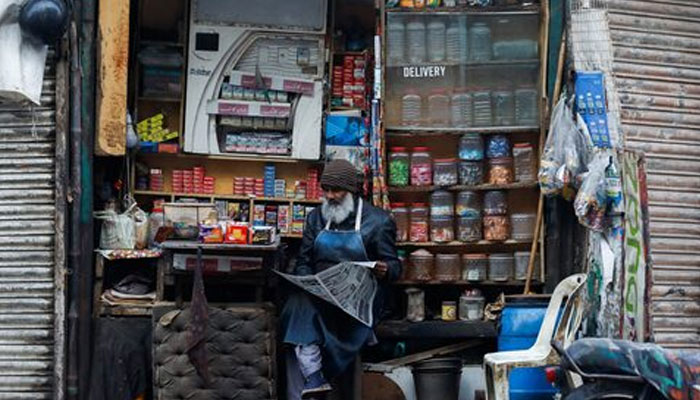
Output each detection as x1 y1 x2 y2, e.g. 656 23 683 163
281 199 374 378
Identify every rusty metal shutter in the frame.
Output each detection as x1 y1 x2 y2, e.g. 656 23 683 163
0 53 64 398
607 0 700 350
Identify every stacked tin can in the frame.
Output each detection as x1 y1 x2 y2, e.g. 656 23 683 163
263 164 276 198
149 169 164 191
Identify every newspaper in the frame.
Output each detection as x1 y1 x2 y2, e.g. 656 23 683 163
275 261 377 327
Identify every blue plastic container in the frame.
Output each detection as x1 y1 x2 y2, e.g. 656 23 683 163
498 297 558 400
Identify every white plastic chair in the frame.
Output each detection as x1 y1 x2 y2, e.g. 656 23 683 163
483 273 587 400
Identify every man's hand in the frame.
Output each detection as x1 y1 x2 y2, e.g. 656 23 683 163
372 261 388 279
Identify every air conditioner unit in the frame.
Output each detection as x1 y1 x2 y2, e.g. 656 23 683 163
184 0 327 160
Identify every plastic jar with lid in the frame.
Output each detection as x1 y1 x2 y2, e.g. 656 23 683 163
459 134 484 161
510 212 536 240
462 254 488 281
410 203 430 242
488 253 514 281
408 250 434 280
433 159 458 186
430 190 454 217
472 90 493 127
485 134 512 159
455 190 481 218
387 19 406 65
446 18 468 63
427 90 450 127
514 251 541 281
411 148 433 186
451 91 473 127
483 215 511 241
392 203 410 242
483 190 508 215
469 22 492 62
459 161 484 186
435 254 461 281
459 293 485 320
427 19 447 62
389 147 410 186
513 143 536 182
406 19 427 63
457 217 482 242
487 157 514 185
492 89 516 126
402 93 422 126
430 216 454 242
515 88 539 126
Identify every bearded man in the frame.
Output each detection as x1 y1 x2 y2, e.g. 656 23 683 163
280 159 401 399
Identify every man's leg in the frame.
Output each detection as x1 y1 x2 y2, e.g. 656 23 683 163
286 349 304 400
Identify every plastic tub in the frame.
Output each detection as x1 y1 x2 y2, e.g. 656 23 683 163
486 134 512 159
408 250 434 281
459 295 485 320
451 91 473 127
484 215 511 241
488 157 515 185
514 251 541 281
433 159 459 186
410 203 430 242
430 190 454 217
513 143 536 182
411 147 433 186
455 190 481 218
489 253 514 281
392 203 409 242
483 190 508 216
428 90 451 127
413 358 462 400
459 134 484 161
457 217 482 242
493 90 516 126
462 254 488 281
430 216 454 243
435 254 461 281
389 147 410 186
511 213 536 240
459 161 484 186
402 93 423 125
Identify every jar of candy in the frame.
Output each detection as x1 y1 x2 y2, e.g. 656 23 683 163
469 22 493 62
457 217 482 242
430 216 454 242
392 203 409 242
389 147 410 186
462 254 488 281
513 143 536 182
489 253 514 281
408 249 434 280
472 90 493 127
433 159 458 186
427 90 450 127
459 292 485 320
435 254 461 281
402 93 423 126
492 89 516 126
459 161 484 186
430 190 454 217
455 190 481 218
483 215 511 241
483 190 508 215
411 147 433 186
487 157 515 185
485 134 511 159
459 134 484 161
410 203 430 242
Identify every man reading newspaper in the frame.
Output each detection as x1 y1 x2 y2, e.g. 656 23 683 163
280 160 401 399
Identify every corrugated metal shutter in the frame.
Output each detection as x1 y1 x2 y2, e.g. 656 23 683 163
0 54 60 398
607 0 700 350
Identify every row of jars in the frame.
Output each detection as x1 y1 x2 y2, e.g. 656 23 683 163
400 88 539 128
405 288 486 323
388 136 536 187
402 249 541 282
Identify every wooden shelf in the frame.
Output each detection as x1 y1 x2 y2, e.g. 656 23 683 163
137 96 181 103
161 239 280 252
281 233 303 239
387 59 539 69
376 319 497 339
133 190 322 204
386 125 539 136
135 151 304 164
393 280 541 286
388 181 538 193
396 239 532 247
386 5 540 15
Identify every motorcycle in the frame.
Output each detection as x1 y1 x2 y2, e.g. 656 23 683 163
547 338 700 400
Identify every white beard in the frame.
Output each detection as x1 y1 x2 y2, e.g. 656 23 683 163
321 194 355 225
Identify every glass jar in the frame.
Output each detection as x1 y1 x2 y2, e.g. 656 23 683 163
492 90 516 126
427 90 450 127
510 213 536 240
392 203 409 242
515 88 539 126
459 134 484 161
483 215 511 241
455 190 481 218
457 217 482 242
430 190 454 217
411 147 433 186
408 250 434 281
435 254 461 281
514 251 541 281
405 288 425 322
402 93 422 125
387 19 406 65
489 253 514 281
472 90 493 127
433 159 458 186
459 294 485 320
483 190 508 215
430 216 455 242
406 19 427 63
459 161 484 186
513 143 536 182
410 203 430 242
389 147 410 186
462 254 488 281
485 134 512 159
427 19 447 62
487 157 515 185
451 91 473 128
446 18 468 63
469 22 492 62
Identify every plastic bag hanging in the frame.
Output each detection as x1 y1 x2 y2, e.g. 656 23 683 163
574 152 610 231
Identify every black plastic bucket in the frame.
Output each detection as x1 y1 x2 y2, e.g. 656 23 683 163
412 357 463 400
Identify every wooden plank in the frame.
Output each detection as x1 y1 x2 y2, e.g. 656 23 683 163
95 0 130 156
381 340 485 367
375 320 497 339
161 239 280 252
